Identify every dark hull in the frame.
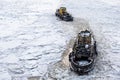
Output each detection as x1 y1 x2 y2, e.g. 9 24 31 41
55 12 73 21
69 52 96 74
69 30 97 74
62 17 73 21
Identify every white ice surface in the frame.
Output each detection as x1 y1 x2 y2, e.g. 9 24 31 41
0 0 67 79
0 0 120 80
49 0 120 80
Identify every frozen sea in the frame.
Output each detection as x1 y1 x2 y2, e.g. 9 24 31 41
0 0 120 80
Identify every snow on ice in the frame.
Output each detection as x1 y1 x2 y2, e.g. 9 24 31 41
0 0 120 80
